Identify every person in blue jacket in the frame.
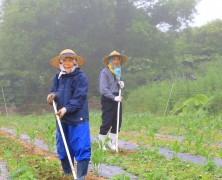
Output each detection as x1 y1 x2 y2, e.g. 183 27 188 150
47 49 91 179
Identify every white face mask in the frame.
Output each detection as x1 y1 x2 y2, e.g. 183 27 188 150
58 59 79 79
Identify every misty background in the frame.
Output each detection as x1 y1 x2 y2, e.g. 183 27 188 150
0 0 222 115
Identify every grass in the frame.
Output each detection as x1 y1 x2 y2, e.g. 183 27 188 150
2 112 222 157
0 132 66 179
1 112 222 178
124 60 222 115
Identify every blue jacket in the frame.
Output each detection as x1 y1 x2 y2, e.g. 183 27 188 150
50 68 89 125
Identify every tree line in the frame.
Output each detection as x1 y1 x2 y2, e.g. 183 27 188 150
0 0 221 112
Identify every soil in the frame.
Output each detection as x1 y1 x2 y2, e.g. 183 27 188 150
0 130 107 180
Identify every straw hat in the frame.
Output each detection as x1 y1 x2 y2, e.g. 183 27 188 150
102 50 128 66
50 49 85 68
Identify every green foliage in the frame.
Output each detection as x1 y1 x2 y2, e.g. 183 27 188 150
2 113 222 179
110 174 130 180
204 157 217 172
124 81 173 115
145 169 170 180
125 59 222 115
135 0 199 31
2 142 37 179
117 145 219 179
207 92 222 115
16 125 22 138
0 0 200 112
43 123 55 152
91 143 106 176
123 57 152 92
172 140 180 155
27 128 38 145
172 94 209 116
176 20 222 58
0 130 65 179
10 163 36 180
106 153 122 165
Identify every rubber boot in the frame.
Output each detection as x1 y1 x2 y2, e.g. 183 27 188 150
61 157 73 175
77 159 89 180
98 134 107 151
108 133 116 151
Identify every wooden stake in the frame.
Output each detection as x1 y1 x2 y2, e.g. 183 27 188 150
1 85 8 117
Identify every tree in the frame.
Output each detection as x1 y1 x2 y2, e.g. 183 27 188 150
175 20 222 59
0 0 199 112
133 0 200 31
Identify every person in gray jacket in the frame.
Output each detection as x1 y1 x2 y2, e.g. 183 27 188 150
98 50 128 151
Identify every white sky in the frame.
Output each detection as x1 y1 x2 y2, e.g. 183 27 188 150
192 0 222 26
0 0 221 28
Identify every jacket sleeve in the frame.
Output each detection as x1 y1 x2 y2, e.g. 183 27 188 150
65 74 88 113
100 70 115 100
49 74 58 94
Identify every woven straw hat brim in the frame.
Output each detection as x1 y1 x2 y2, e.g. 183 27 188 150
102 54 128 66
50 55 85 69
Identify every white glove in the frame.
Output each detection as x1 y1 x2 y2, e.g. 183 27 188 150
114 96 122 102
56 107 67 119
118 81 125 89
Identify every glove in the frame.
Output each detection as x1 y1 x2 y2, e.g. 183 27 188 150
118 81 125 89
114 96 122 102
47 93 55 105
56 107 67 119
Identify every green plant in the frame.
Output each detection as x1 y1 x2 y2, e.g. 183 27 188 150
3 149 17 168
27 129 37 145
10 162 36 179
106 154 122 165
0 133 65 179
207 92 222 115
148 129 156 146
184 134 193 146
201 146 212 161
219 151 222 159
91 152 102 175
16 126 22 138
204 157 217 172
91 143 105 176
43 123 55 152
172 140 180 156
3 112 222 179
194 134 203 154
145 169 170 180
172 94 209 116
110 174 130 180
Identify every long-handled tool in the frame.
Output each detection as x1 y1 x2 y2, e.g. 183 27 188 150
115 89 121 153
52 100 77 180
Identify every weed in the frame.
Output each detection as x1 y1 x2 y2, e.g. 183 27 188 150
16 126 22 138
43 123 55 152
91 143 105 176
110 174 130 180
204 157 217 172
27 129 37 146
